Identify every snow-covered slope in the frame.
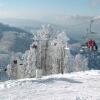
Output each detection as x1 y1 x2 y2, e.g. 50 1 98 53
0 70 100 100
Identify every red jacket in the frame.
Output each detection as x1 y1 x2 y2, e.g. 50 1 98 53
87 40 95 48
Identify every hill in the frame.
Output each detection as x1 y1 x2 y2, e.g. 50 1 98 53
0 22 33 67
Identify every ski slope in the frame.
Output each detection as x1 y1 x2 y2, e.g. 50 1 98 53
0 70 100 100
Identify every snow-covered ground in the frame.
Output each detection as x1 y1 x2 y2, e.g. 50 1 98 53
0 70 100 100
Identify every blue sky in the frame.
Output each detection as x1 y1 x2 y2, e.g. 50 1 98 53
0 0 100 20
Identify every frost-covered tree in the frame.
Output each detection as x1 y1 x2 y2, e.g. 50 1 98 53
6 64 12 79
64 48 75 73
50 31 69 74
34 24 56 75
74 53 88 71
22 42 37 78
22 25 70 77
7 24 82 79
6 53 23 79
21 24 55 77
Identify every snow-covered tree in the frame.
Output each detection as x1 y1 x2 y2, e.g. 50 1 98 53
22 25 70 77
64 49 75 73
34 25 52 75
6 53 24 79
74 53 88 71
7 24 90 79
22 43 37 78
6 64 12 79
50 31 69 74
21 24 55 77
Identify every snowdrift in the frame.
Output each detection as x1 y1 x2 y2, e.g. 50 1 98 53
0 70 100 100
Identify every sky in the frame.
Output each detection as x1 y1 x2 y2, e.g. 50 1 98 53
0 0 100 20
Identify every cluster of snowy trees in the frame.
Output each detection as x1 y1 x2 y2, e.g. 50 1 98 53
6 25 89 79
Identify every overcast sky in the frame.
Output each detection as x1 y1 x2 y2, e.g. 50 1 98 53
0 0 100 20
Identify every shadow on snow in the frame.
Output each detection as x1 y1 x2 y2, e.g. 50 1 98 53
31 77 83 84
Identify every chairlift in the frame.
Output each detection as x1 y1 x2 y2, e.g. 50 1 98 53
80 39 98 52
91 32 97 34
80 19 98 52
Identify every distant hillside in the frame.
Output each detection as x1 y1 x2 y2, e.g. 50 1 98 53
0 23 30 34
0 22 32 53
0 22 33 67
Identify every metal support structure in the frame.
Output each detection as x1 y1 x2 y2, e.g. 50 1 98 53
90 20 94 34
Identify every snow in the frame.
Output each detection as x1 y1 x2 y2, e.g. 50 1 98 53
0 70 100 100
65 47 70 50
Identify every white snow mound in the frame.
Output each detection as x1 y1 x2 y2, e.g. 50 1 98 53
0 70 100 100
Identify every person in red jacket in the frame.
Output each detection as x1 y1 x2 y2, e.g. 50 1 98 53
86 39 98 51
